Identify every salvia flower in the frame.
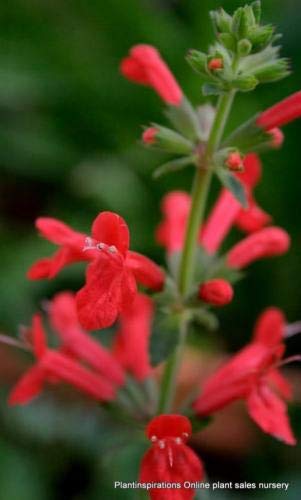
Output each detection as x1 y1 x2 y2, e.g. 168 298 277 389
140 415 204 499
194 308 296 445
227 226 290 269
9 314 116 405
28 211 164 330
120 45 183 105
199 279 234 306
256 90 301 130
113 293 153 381
48 291 125 386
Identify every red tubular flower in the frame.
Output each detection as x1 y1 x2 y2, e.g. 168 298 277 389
120 45 183 105
201 153 269 253
48 292 125 386
194 308 296 445
199 279 234 306
140 415 204 499
156 191 191 253
113 294 153 381
143 127 158 144
227 226 290 269
8 314 116 405
256 90 301 130
28 211 164 330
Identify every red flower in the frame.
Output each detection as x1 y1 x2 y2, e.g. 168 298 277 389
199 279 234 306
256 90 301 130
120 45 183 105
201 153 269 253
113 294 153 381
143 127 158 144
48 291 125 386
227 226 290 269
140 415 204 499
28 211 164 330
156 191 191 253
194 308 296 445
8 314 116 405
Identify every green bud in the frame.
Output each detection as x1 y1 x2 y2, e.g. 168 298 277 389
219 32 236 51
251 1 261 24
147 124 194 155
211 8 233 33
253 59 291 83
238 39 252 56
186 50 208 76
233 74 258 91
248 25 274 50
232 8 244 38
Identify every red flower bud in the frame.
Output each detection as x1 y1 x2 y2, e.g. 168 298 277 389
142 127 158 144
208 58 224 71
268 127 284 149
256 90 301 130
227 226 290 269
120 45 183 105
226 152 244 172
199 279 234 306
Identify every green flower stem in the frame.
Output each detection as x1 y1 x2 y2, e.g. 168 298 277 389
158 89 236 414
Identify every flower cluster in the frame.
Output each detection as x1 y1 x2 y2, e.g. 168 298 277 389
3 2 301 499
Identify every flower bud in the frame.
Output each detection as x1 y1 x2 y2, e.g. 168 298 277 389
233 74 258 91
210 8 233 34
219 33 236 51
142 125 193 155
142 127 158 145
199 279 234 306
186 50 208 76
237 39 252 56
226 152 244 171
208 58 224 71
268 128 284 149
253 59 290 84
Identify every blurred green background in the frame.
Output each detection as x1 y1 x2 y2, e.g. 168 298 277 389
0 0 301 498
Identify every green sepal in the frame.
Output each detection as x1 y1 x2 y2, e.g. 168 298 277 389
219 32 236 52
252 58 290 83
216 167 248 208
251 0 261 24
149 124 194 155
165 97 202 141
210 8 232 34
153 155 196 179
232 74 258 91
222 115 273 153
186 49 209 77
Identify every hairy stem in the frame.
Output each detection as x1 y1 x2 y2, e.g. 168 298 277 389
158 89 236 414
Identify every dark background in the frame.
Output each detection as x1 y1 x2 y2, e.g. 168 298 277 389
0 0 300 498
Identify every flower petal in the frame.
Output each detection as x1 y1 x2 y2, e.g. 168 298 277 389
8 366 45 405
156 191 191 253
126 251 164 291
76 254 126 330
246 384 296 445
253 307 286 347
268 369 293 400
114 294 153 381
36 217 86 247
50 292 125 386
91 212 129 256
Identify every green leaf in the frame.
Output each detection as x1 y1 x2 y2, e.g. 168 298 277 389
150 307 181 366
216 168 248 208
153 155 195 179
